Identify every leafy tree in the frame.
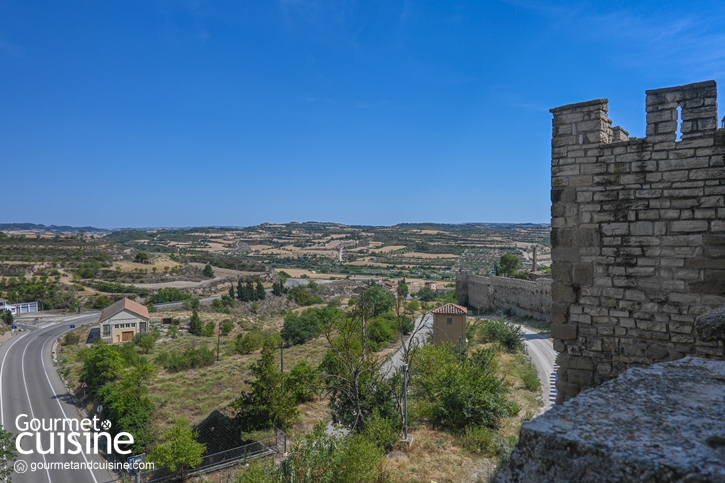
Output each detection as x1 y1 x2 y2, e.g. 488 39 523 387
256 280 266 300
1 310 12 326
134 252 149 263
0 424 16 482
361 286 394 317
498 254 521 277
220 320 234 336
233 345 298 432
92 295 114 309
235 332 265 354
477 317 525 353
286 360 321 404
188 310 203 336
416 287 436 302
190 298 201 311
202 263 215 278
281 311 321 346
149 419 205 477
396 281 409 298
288 286 322 306
78 342 125 388
137 334 154 354
98 362 156 453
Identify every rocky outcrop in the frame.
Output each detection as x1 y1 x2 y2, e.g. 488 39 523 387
500 357 725 483
696 304 725 342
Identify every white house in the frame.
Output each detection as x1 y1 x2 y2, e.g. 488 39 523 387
98 298 149 344
0 299 39 315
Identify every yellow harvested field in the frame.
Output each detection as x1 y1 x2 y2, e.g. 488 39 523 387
372 245 407 253
368 241 384 248
405 252 459 259
250 244 273 250
347 260 394 267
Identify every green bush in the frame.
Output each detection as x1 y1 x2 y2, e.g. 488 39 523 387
155 347 215 371
288 286 322 306
365 317 396 352
414 345 515 431
149 287 191 304
285 360 320 403
62 332 81 346
362 411 399 453
234 458 280 483
332 434 382 483
220 320 234 336
236 332 265 354
281 310 321 346
202 321 216 337
92 295 114 309
477 317 525 353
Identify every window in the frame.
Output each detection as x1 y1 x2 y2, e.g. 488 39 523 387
447 317 453 325
139 321 147 333
102 324 110 336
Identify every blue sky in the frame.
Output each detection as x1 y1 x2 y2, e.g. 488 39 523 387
2 0 724 228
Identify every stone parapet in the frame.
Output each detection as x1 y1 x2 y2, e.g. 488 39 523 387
499 357 725 483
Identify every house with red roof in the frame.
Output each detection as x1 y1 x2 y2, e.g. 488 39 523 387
98 297 150 343
431 303 468 345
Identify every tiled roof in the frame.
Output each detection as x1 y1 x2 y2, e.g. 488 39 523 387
431 303 468 315
99 297 150 322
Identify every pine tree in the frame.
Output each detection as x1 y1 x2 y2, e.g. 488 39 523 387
228 284 235 300
189 310 203 336
256 280 266 300
237 279 246 302
246 280 257 301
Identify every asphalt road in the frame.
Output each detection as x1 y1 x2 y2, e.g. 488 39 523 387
0 314 116 483
381 312 433 377
519 327 558 411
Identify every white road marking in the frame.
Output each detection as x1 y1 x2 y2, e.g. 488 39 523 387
0 331 30 426
21 331 53 483
40 327 100 483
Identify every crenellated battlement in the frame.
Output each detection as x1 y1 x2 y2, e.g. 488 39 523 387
549 81 725 404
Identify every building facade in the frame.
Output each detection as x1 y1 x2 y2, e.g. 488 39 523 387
98 298 150 344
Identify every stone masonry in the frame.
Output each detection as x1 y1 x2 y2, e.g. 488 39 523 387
550 80 725 403
456 272 552 321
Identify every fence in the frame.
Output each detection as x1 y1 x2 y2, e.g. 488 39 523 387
105 428 287 483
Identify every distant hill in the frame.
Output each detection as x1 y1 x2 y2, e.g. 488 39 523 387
0 223 109 233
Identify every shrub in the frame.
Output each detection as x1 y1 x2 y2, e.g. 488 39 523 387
332 434 383 483
366 317 396 352
288 286 322 306
236 332 265 354
155 348 215 371
202 321 216 337
220 320 234 336
414 345 515 431
285 360 320 403
62 332 81 346
149 287 191 304
92 295 114 309
456 426 515 457
477 317 525 353
362 411 399 453
281 311 321 346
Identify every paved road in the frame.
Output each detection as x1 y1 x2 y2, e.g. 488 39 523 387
381 312 433 377
0 314 116 483
519 327 558 411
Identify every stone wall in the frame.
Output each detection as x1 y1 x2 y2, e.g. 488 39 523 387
456 272 552 321
550 80 725 403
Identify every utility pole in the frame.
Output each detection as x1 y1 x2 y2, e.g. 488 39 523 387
217 325 221 362
403 363 409 442
280 339 284 374
361 290 366 356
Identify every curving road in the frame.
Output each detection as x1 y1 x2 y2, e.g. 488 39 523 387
519 327 558 411
0 314 115 483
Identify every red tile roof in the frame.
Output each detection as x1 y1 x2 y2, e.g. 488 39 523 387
99 297 150 322
431 303 468 315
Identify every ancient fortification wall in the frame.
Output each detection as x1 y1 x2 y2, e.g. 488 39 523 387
456 273 552 320
550 80 725 403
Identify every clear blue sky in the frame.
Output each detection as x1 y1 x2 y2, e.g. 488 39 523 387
2 1 724 228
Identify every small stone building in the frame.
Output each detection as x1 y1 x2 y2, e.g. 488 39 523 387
432 303 468 344
98 298 149 344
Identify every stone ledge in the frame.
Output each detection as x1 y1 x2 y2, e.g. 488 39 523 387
696 304 725 342
499 357 725 483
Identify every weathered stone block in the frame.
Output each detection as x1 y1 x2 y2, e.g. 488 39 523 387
551 323 578 340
